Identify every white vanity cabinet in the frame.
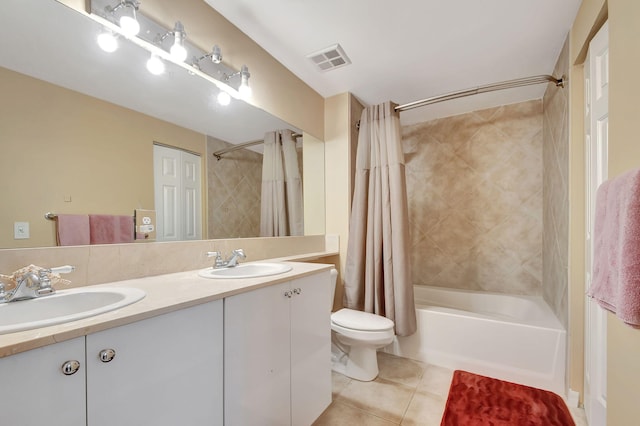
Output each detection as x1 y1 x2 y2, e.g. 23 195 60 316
0 300 223 426
0 336 86 426
86 300 224 426
224 271 332 426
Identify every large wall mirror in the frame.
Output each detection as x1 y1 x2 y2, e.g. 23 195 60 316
0 0 325 249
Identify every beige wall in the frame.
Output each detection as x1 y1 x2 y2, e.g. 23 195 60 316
206 136 262 238
604 0 640 423
569 0 640 422
403 101 543 295
58 0 324 140
324 93 350 310
0 67 206 248
542 35 570 329
303 132 327 236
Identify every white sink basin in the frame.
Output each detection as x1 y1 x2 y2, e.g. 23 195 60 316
198 262 292 279
0 287 146 335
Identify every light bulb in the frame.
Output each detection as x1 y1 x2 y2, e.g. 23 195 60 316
120 15 140 37
169 22 187 62
146 54 165 75
239 84 252 99
119 5 140 37
239 65 251 99
217 91 231 106
97 32 118 53
170 43 188 62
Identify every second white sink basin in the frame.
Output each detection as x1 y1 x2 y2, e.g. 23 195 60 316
198 262 292 279
0 287 146 335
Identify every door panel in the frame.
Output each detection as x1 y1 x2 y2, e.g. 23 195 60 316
584 20 608 426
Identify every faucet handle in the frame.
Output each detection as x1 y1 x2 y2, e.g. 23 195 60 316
206 251 225 268
48 265 75 275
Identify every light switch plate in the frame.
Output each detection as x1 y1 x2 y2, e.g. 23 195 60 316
14 222 29 239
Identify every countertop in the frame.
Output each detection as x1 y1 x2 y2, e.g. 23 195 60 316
0 261 334 358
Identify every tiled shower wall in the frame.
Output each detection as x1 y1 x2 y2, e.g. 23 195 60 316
206 136 262 238
542 35 570 328
402 100 543 295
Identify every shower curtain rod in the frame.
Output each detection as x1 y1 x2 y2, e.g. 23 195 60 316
213 131 302 161
394 74 564 112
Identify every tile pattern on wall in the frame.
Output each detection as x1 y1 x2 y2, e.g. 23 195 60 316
207 136 262 238
402 100 543 295
542 35 570 328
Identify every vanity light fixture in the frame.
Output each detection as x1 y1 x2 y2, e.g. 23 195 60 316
105 0 141 37
90 0 255 101
157 21 188 62
146 53 165 75
97 30 118 52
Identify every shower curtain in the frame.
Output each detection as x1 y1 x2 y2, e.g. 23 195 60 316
281 130 304 236
260 130 303 237
343 101 417 336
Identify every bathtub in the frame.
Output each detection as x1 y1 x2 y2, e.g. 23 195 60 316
384 286 566 395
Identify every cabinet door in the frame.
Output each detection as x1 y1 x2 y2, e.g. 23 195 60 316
224 281 291 426
86 301 223 426
290 271 332 425
0 336 86 426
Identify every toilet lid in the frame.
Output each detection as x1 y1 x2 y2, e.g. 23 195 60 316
332 308 395 331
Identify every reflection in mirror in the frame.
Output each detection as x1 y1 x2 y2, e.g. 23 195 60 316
0 0 324 249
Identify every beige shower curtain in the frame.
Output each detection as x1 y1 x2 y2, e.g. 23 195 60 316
343 101 417 336
260 130 304 237
281 130 304 236
260 131 287 236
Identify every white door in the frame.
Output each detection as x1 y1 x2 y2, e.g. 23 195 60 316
86 301 223 426
584 20 608 426
224 281 292 426
0 337 86 426
153 144 202 241
290 272 332 426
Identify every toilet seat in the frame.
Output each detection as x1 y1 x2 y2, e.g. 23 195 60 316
331 308 394 332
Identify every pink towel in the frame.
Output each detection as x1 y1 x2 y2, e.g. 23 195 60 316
89 215 134 244
588 168 640 327
56 214 90 246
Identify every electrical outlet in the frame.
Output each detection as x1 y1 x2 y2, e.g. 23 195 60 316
14 222 29 239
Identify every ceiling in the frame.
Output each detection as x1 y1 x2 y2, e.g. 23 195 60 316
204 0 582 125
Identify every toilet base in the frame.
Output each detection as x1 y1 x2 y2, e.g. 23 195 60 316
331 342 379 382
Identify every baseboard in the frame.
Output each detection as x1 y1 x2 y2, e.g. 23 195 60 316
567 389 580 407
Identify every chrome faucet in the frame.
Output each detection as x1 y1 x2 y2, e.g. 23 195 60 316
0 265 75 303
206 249 246 268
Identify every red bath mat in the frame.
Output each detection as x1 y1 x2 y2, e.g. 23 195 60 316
440 370 575 425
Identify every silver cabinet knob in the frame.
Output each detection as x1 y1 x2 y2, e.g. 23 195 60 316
99 348 116 363
284 291 292 298
61 360 81 375
293 288 302 295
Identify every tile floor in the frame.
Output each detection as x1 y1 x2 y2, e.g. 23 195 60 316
313 352 588 426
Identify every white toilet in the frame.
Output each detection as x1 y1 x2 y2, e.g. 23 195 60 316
329 270 395 381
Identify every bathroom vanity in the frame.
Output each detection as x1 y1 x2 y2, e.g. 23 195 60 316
0 262 333 426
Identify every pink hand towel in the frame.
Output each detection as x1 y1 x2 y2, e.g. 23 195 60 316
588 168 640 327
56 214 90 246
89 215 134 244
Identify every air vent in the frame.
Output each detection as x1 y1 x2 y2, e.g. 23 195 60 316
306 44 351 72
